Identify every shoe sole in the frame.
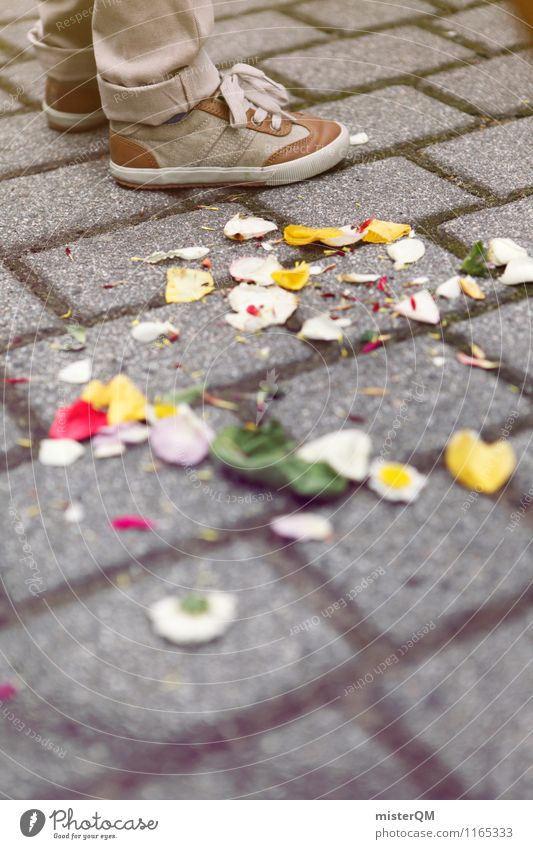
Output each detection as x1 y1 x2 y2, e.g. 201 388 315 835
43 101 107 133
110 124 350 189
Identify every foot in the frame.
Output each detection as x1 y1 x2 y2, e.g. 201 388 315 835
109 64 349 189
44 77 107 133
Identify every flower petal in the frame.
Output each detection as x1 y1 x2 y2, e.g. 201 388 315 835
165 267 215 303
360 219 411 244
271 512 333 541
224 213 277 241
111 515 155 531
150 405 214 465
368 459 427 503
499 257 533 285
299 313 351 341
445 430 516 493
229 255 282 286
283 224 344 246
394 290 440 325
271 262 311 291
386 237 425 269
49 398 108 441
297 429 371 481
57 358 92 384
436 276 462 299
487 238 528 266
226 283 298 331
39 438 85 466
131 321 179 343
148 592 236 644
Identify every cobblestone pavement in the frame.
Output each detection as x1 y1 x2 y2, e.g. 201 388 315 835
0 0 532 800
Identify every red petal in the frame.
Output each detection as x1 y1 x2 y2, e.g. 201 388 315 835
361 340 383 354
246 305 261 316
49 399 108 441
358 217 374 233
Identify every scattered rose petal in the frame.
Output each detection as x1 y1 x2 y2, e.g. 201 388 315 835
229 255 282 286
57 358 92 384
93 438 126 459
297 429 371 481
445 430 516 493
499 257 533 285
394 289 440 324
0 682 17 701
368 459 427 503
82 375 147 425
271 512 333 541
165 267 215 303
456 351 499 370
271 262 311 291
148 592 236 644
337 272 380 283
487 238 528 266
225 283 298 331
49 398 108 441
320 225 363 247
299 314 351 341
39 438 85 466
224 213 277 241
132 247 210 264
150 405 214 465
460 275 485 300
360 220 411 244
436 276 462 299
111 515 155 531
64 501 85 523
350 132 369 145
283 224 345 246
386 237 425 269
131 321 179 343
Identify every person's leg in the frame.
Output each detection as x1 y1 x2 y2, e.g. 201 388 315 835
29 0 104 131
93 0 220 126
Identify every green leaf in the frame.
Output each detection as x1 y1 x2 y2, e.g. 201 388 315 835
460 241 490 277
161 384 205 405
210 420 348 499
66 324 87 343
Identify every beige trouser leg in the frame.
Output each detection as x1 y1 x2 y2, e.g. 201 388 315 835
29 0 221 125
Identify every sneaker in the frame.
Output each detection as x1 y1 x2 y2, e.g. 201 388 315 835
109 64 349 189
44 77 107 132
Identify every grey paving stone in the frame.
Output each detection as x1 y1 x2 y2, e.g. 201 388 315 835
0 160 187 255
0 18 34 60
22 203 294 318
439 196 533 256
209 10 327 66
309 86 477 161
0 407 27 454
295 0 436 30
266 334 530 462
256 156 477 224
0 111 108 178
434 3 527 50
424 51 533 116
0 58 43 106
424 117 533 197
129 705 419 799
4 296 314 426
290 464 533 648
376 616 533 797
0 264 61 346
0 82 27 115
0 539 352 745
262 26 474 98
449 298 533 389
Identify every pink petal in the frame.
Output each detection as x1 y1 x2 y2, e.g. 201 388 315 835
0 682 18 701
150 413 213 466
111 515 155 531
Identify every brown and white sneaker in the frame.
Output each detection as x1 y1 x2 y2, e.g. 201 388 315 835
109 64 349 189
44 77 107 132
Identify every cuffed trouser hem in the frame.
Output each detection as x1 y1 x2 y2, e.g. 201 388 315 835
28 22 97 81
98 48 221 125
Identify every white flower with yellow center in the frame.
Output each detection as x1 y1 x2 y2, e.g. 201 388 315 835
148 592 236 645
368 459 427 503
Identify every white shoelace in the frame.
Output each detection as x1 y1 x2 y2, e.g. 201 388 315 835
219 63 294 130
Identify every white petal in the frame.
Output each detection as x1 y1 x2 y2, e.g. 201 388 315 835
368 459 427 503
39 438 85 466
321 225 364 247
436 276 462 299
173 246 210 261
226 283 298 330
487 238 528 266
395 289 440 324
337 272 380 283
299 314 351 341
499 257 533 285
387 238 426 269
229 255 282 286
93 439 126 459
64 501 85 523
57 358 92 384
297 429 371 481
148 593 236 645
224 213 277 241
131 321 178 343
350 132 369 145
271 512 333 541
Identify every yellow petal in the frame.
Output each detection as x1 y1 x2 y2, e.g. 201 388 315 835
271 262 311 291
445 430 516 494
361 219 411 244
153 403 178 419
283 225 344 246
81 379 110 409
460 276 485 300
165 268 215 303
105 375 147 425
